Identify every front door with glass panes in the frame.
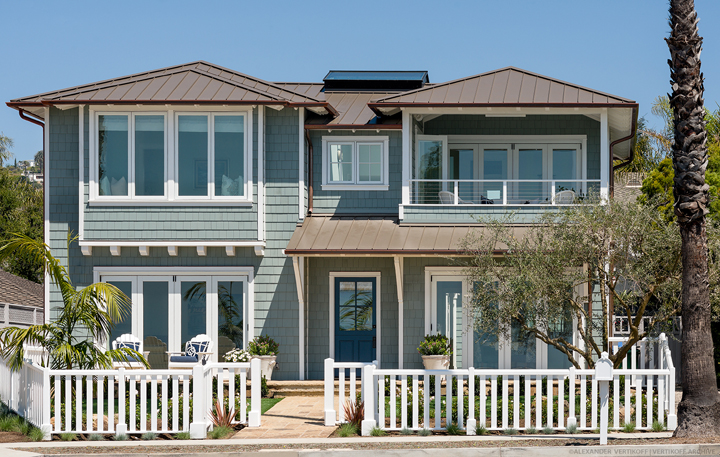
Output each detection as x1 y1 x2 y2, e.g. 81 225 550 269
335 278 376 363
428 273 573 369
103 273 249 368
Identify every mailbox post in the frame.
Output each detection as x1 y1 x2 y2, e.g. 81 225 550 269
595 352 614 445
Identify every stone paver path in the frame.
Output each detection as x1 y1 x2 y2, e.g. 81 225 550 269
233 396 333 439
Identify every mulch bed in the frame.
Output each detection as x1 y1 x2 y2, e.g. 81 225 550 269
0 431 29 443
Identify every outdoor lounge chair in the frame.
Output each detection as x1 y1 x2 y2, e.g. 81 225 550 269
167 334 214 369
438 190 475 204
111 333 149 369
554 189 576 204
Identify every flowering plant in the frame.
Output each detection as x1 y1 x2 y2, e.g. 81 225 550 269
248 335 279 356
223 348 251 363
417 333 452 356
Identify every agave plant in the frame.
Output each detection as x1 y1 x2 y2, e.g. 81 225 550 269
209 399 235 428
0 234 147 371
342 397 364 428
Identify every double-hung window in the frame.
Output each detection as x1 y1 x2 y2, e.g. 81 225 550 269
322 136 389 190
91 109 252 204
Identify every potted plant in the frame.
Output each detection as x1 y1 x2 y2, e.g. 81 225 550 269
417 333 452 370
248 335 279 381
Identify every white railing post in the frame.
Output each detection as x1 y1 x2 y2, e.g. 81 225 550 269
453 181 459 205
190 365 207 438
502 181 507 205
41 367 51 440
668 360 677 430
116 368 127 436
466 367 476 435
360 364 376 436
551 181 556 205
567 367 577 428
324 358 336 426
248 358 261 427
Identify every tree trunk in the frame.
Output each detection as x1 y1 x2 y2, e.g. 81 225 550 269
667 0 720 437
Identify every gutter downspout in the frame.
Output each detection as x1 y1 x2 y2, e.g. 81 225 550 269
609 107 639 198
305 129 313 215
17 108 45 200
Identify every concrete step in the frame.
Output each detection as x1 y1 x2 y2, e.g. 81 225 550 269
267 380 362 398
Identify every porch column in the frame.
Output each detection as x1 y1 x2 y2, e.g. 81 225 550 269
292 256 306 380
394 256 404 368
600 109 609 201
401 109 411 219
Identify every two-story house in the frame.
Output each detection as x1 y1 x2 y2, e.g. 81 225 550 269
7 62 637 380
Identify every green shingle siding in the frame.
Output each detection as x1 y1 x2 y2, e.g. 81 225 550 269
402 206 561 224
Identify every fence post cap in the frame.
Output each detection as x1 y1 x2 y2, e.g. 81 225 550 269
595 352 613 380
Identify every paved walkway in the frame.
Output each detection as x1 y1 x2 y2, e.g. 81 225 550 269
233 396 333 439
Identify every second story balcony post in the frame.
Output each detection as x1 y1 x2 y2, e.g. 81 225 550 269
401 109 411 218
600 109 610 202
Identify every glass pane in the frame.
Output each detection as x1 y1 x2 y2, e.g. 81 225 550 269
218 281 244 356
547 310 573 369
355 282 373 331
338 281 357 331
483 149 507 202
510 319 536 369
98 115 128 196
108 281 132 346
329 144 353 182
143 281 169 369
417 140 443 204
359 164 370 182
181 281 207 350
358 144 382 183
517 148 544 202
214 116 245 197
436 281 463 368
472 282 499 368
178 115 208 196
553 148 579 195
449 148 474 202
134 116 165 196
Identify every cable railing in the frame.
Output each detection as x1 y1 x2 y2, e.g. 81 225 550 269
408 179 601 206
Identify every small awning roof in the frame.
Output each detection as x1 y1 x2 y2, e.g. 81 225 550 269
284 215 527 256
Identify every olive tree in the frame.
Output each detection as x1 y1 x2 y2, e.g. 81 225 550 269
460 198 696 369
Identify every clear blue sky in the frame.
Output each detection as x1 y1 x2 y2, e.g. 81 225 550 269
2 0 719 162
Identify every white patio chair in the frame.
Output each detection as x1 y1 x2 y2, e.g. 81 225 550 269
438 190 473 204
167 334 214 369
554 189 577 205
111 333 149 369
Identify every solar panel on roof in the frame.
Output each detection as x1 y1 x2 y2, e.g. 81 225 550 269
323 71 429 91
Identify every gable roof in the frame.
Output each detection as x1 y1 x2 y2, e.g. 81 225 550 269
368 67 636 114
0 270 43 308
8 61 337 117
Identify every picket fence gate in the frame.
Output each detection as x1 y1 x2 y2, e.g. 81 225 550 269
0 356 262 440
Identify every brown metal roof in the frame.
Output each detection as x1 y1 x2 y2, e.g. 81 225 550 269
275 83 402 128
9 61 336 116
285 215 527 255
0 270 43 308
369 67 636 114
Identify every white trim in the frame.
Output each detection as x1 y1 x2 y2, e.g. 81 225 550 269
600 110 609 201
79 240 265 247
394 256 404 369
328 271 382 366
196 246 207 256
88 200 253 207
138 246 149 256
94 266 254 275
299 107 305 221
78 105 85 241
404 107 608 116
446 134 587 144
43 107 49 324
293 256 305 380
402 110 411 208
321 136 390 190
257 106 265 241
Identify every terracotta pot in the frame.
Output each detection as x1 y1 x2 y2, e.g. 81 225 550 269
421 354 450 370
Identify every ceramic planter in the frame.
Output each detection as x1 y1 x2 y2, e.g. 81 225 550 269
252 355 277 380
421 354 450 370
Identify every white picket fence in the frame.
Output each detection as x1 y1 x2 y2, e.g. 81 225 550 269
0 356 262 439
323 359 377 426
325 334 677 437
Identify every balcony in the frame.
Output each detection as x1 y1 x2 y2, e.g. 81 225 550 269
408 179 601 206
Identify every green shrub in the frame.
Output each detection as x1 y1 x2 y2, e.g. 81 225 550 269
208 425 234 439
28 427 45 442
503 427 518 435
476 424 488 435
622 422 636 433
261 375 270 398
446 422 462 435
88 433 104 441
17 420 31 435
113 433 128 441
418 428 432 436
542 426 555 435
59 432 76 441
417 333 452 356
0 416 17 432
174 431 191 440
525 426 538 434
337 423 358 437
652 420 666 432
565 423 578 434
400 427 414 435
248 335 279 356
141 432 157 440
370 426 387 436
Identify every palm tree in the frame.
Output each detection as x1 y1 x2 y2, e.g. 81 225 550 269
0 234 146 371
667 0 720 436
0 134 13 168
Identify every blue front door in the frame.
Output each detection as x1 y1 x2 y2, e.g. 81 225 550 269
335 277 376 363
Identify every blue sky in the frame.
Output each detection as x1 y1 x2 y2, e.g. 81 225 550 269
2 0 719 162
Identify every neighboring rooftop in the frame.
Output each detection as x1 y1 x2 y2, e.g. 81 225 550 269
0 270 43 308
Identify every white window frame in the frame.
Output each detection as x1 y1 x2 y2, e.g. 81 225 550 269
328 271 382 366
95 267 254 363
321 136 389 191
89 107 253 206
